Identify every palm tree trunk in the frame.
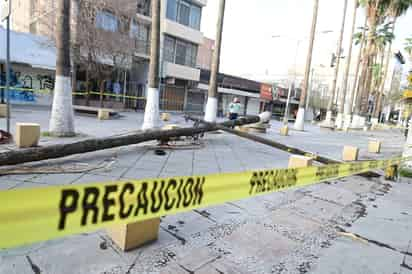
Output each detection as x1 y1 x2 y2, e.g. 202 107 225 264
336 0 358 129
324 0 348 126
49 0 75 137
349 16 368 128
294 0 319 131
142 0 161 130
204 0 226 122
359 12 379 118
372 19 396 122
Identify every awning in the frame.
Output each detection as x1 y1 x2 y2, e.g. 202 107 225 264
197 83 260 99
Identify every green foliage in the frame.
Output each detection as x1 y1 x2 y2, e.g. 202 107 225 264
354 22 394 49
400 168 412 178
405 37 412 56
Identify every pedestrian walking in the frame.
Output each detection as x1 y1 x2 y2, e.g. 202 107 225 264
228 97 242 120
113 82 121 102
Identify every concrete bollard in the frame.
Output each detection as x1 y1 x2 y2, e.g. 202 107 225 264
368 139 381 154
402 120 412 169
161 113 171 122
280 125 289 136
162 124 180 130
342 146 359 161
288 155 313 168
15 123 40 148
107 218 160 252
98 109 110 120
385 165 398 181
0 104 7 118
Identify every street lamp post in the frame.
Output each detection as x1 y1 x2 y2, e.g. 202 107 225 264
272 30 332 126
274 38 302 125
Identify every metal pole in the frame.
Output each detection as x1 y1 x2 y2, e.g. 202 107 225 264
284 82 292 124
6 16 11 133
123 70 127 105
306 68 315 110
284 40 301 125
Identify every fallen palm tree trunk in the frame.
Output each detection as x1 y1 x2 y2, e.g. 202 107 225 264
186 116 380 177
0 116 260 166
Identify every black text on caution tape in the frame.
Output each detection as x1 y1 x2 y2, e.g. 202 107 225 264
249 169 298 195
58 177 206 230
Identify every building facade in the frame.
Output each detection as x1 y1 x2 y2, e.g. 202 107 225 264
9 0 207 111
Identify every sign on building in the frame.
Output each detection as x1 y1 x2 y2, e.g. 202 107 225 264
260 83 273 101
1 0 11 21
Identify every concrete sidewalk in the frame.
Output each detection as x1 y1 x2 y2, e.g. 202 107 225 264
0 106 410 273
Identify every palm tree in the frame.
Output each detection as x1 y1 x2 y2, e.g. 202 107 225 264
348 17 368 128
204 0 226 122
49 0 75 137
354 0 390 126
142 0 161 130
323 0 349 127
294 0 320 131
353 22 394 123
337 0 359 130
372 0 412 124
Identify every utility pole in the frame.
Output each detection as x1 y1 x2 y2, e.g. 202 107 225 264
323 0 348 127
351 17 368 128
337 0 358 130
6 12 10 134
142 0 161 130
204 0 226 122
294 0 319 131
49 0 75 137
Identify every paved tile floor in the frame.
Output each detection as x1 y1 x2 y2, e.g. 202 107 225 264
0 106 410 273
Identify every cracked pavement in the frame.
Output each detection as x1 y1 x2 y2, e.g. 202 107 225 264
0 106 411 273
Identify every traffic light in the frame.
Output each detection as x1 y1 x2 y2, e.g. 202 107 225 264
330 53 337 68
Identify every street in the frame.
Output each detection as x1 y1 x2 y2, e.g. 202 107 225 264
0 106 411 274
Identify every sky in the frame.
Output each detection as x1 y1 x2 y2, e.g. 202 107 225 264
201 0 412 82
2 1 411 83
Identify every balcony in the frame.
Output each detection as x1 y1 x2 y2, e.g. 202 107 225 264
163 62 200 81
163 19 204 45
191 0 208 7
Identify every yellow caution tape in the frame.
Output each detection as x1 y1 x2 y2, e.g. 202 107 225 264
0 156 404 249
0 86 146 100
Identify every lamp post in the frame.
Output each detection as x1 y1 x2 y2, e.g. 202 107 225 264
272 30 332 126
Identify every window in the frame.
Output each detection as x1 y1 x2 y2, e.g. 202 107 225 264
164 36 176 63
189 5 201 29
164 35 198 68
96 11 119 32
175 41 187 66
166 0 202 30
130 20 149 41
177 1 190 26
29 22 37 34
166 0 177 20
